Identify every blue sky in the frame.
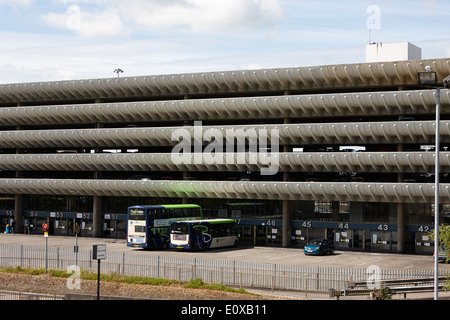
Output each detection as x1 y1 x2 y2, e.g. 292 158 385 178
1 0 449 84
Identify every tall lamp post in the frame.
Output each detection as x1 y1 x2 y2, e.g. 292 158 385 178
114 68 124 78
418 69 450 300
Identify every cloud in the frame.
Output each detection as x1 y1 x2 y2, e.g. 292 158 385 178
116 0 284 32
41 4 128 38
8 0 450 86
41 0 284 37
0 30 220 83
0 0 33 8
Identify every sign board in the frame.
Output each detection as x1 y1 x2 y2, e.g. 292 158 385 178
92 244 106 260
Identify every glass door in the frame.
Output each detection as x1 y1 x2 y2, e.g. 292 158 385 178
370 231 393 253
334 229 353 250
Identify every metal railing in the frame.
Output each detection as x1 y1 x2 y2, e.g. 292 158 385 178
0 244 447 299
0 290 63 300
330 276 448 300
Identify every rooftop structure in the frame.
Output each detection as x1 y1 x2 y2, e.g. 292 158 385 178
366 42 422 63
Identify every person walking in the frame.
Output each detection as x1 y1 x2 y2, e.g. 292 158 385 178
42 221 48 233
24 222 30 234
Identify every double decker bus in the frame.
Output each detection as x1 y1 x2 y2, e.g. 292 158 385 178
127 204 203 249
170 219 238 251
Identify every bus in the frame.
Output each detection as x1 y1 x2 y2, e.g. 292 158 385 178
170 219 238 251
127 204 203 249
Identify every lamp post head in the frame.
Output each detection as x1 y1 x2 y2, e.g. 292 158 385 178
418 71 437 86
114 68 124 78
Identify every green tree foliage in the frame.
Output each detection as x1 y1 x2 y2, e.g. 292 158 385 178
429 225 450 291
429 224 450 263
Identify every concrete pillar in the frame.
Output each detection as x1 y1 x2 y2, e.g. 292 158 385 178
181 94 191 206
397 203 405 253
14 194 23 234
282 116 292 247
182 172 189 204
397 139 405 254
14 120 24 233
93 195 103 237
92 104 103 237
282 200 292 247
331 201 340 221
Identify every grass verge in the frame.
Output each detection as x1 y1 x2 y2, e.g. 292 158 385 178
0 266 253 295
184 277 250 294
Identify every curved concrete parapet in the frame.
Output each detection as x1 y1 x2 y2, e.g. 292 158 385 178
0 121 448 148
0 152 447 173
0 178 445 204
1 59 449 104
0 90 449 125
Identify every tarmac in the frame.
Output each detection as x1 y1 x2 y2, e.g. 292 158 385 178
1 233 449 271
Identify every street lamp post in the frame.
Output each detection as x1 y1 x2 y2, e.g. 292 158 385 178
418 69 450 300
114 68 124 78
434 86 440 301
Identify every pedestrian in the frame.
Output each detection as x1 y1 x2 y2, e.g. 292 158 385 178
42 221 48 233
5 224 10 234
24 222 30 235
10 220 14 233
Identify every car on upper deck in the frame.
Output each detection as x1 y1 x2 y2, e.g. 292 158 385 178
304 238 334 256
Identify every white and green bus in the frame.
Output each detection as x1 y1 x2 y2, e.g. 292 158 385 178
170 218 238 251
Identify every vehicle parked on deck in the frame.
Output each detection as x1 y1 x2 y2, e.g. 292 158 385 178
304 238 334 255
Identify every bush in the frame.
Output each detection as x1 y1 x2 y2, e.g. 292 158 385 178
370 287 395 300
184 277 251 295
184 277 205 289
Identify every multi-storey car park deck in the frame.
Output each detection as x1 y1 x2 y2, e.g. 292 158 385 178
0 58 450 255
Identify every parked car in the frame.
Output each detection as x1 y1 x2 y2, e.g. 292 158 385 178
304 238 334 256
434 248 448 263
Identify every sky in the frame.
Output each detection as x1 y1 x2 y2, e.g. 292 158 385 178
0 0 449 84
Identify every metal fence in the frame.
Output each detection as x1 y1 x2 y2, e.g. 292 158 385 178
0 244 447 299
0 290 63 300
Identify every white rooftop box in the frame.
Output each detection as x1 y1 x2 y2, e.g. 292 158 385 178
365 42 422 63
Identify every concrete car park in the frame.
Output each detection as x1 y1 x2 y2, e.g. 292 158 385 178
1 55 450 260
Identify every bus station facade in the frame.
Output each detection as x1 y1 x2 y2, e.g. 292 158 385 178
0 56 450 255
